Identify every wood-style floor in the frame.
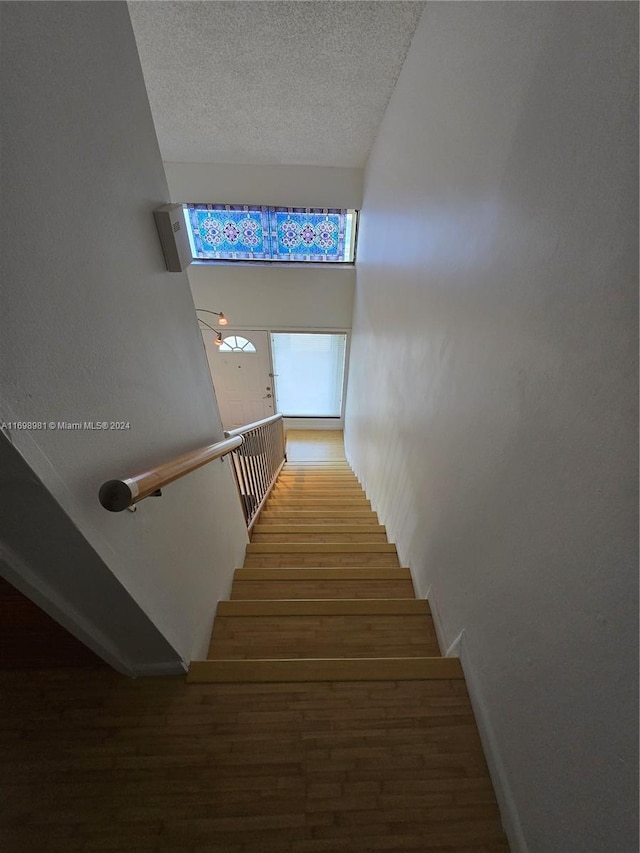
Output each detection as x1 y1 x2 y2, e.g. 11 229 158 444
0 431 509 852
285 429 346 462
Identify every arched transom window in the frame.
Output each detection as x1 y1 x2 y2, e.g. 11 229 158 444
219 335 256 353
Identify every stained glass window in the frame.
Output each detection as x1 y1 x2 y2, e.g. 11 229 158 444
184 205 357 263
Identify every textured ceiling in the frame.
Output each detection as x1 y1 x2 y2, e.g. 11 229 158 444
128 1 424 167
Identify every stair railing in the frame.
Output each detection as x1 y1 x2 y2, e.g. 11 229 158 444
98 414 286 523
98 435 243 512
224 413 286 529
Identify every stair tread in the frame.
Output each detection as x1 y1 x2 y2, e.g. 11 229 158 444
272 490 365 495
260 510 377 516
217 598 430 615
187 656 463 682
235 567 411 579
183 433 507 851
266 495 370 508
246 542 396 553
253 522 386 533
251 525 387 545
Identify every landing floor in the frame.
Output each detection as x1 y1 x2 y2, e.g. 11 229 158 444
285 430 345 462
0 668 506 853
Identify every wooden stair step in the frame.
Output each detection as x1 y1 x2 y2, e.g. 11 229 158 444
253 519 386 533
278 474 361 486
273 487 365 494
244 554 400 567
274 480 358 485
271 492 366 499
257 520 380 527
277 473 358 479
282 465 356 477
275 493 362 498
263 508 374 517
277 471 358 476
267 497 371 506
231 579 416 600
187 656 463 683
278 474 360 486
259 510 378 521
251 532 388 543
209 602 439 660
235 567 410 580
209 616 439 660
282 465 351 470
277 473 359 479
246 543 396 554
280 473 353 477
280 465 353 470
286 460 348 465
246 542 396 557
217 598 429 616
273 489 363 495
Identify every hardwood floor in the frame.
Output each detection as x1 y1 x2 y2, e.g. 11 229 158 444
0 670 506 853
285 430 346 462
0 430 509 852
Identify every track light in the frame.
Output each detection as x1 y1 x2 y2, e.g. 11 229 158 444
214 332 223 346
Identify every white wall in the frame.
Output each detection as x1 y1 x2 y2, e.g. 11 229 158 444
165 162 362 209
0 2 248 671
345 4 638 852
189 264 354 331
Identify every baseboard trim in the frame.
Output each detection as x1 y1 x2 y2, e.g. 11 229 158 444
426 597 529 853
284 418 344 431
458 634 529 852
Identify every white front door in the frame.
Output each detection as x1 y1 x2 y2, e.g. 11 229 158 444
202 330 274 431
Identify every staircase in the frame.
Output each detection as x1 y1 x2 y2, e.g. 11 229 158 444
188 435 509 851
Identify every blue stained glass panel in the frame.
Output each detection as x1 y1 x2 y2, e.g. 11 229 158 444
184 205 357 263
186 206 270 260
272 209 345 261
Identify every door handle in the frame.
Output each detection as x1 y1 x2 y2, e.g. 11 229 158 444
263 393 272 399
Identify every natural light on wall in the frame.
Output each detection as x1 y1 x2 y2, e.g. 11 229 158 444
184 205 358 263
271 333 347 417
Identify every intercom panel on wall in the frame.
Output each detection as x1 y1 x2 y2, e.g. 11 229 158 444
153 204 193 272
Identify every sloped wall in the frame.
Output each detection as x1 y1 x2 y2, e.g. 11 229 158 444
0 2 248 670
345 4 638 851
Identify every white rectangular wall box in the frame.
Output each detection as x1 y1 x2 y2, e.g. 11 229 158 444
153 204 193 272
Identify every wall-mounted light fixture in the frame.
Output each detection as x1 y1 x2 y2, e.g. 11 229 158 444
196 308 228 326
196 308 227 348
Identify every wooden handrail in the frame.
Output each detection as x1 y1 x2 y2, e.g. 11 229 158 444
99 435 243 512
224 413 282 439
